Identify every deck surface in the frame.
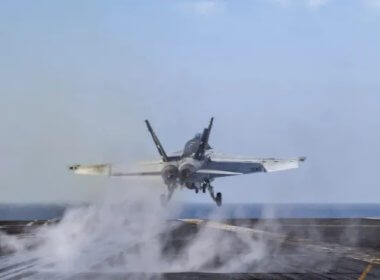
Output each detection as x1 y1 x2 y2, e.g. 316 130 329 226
1 219 380 279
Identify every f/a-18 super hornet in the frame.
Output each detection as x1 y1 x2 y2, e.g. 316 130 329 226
69 118 305 206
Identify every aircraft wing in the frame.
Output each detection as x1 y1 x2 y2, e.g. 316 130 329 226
68 161 163 177
196 155 306 179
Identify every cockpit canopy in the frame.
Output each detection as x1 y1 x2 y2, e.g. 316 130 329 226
182 133 211 158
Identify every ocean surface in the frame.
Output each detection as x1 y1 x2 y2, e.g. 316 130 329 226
1 203 380 220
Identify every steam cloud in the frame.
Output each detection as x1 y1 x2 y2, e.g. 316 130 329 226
0 182 347 278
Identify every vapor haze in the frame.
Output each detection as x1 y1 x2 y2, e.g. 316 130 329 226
0 184 349 278
0 0 379 204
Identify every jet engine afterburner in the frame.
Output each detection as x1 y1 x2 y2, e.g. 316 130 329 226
179 163 196 180
161 164 179 185
179 158 203 181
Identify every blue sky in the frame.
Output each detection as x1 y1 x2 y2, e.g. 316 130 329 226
0 0 379 203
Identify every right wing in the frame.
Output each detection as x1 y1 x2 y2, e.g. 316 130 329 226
68 162 163 177
195 154 306 179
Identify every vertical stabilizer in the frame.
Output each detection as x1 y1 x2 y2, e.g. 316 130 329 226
194 117 214 160
145 120 168 162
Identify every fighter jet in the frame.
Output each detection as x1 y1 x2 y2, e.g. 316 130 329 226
69 118 305 206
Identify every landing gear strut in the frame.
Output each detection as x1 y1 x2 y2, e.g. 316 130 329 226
162 181 223 207
205 183 222 207
215 192 222 207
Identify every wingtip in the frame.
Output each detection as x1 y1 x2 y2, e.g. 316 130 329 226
68 164 80 171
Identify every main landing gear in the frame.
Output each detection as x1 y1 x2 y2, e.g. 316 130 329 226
202 181 222 207
160 181 223 207
216 192 222 207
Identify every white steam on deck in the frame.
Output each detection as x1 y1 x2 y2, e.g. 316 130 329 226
0 182 352 278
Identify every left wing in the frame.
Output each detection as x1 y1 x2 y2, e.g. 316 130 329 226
196 155 306 179
68 161 163 177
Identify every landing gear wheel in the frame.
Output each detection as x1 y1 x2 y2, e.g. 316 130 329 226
216 192 222 207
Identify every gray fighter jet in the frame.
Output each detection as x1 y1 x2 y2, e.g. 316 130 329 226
69 118 305 206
